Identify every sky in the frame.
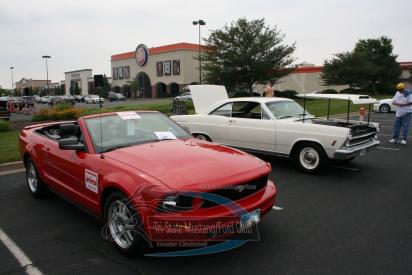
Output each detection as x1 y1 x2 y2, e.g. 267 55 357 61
0 0 411 89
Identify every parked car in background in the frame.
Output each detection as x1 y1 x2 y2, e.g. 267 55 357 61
33 96 41 103
175 91 192 101
373 98 397 113
19 96 35 108
85 95 104 104
108 93 127 102
0 99 11 120
171 85 380 174
41 96 52 104
61 95 76 105
74 95 84 102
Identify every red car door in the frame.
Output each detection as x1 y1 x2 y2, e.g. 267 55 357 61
42 126 101 212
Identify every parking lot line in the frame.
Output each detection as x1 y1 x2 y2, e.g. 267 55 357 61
0 227 42 275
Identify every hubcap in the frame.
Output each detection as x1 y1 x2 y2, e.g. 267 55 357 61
108 201 136 249
27 163 38 193
381 105 389 112
299 147 320 170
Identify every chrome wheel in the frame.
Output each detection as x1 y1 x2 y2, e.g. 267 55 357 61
299 147 320 170
108 201 136 249
27 162 38 193
380 104 390 113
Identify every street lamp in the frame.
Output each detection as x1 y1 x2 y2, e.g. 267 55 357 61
192 19 206 84
42 55 51 96
10 67 14 95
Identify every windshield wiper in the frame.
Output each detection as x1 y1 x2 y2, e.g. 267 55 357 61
103 144 131 153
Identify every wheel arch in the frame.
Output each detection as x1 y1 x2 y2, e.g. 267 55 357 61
290 139 328 158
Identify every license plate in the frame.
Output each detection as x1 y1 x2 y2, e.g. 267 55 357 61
360 148 367 156
240 209 260 230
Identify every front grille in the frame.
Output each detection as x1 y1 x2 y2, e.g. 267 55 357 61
348 125 377 147
200 176 268 208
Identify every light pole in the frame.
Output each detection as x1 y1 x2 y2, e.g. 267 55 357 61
10 67 14 96
42 55 51 96
192 19 206 84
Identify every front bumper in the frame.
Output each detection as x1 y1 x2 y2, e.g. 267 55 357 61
144 180 276 241
334 139 380 160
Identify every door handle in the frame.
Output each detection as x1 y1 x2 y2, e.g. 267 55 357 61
46 148 50 151
229 119 236 123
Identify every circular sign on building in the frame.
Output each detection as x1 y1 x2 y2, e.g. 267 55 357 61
135 44 149 67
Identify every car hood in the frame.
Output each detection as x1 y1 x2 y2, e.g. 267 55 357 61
105 138 269 191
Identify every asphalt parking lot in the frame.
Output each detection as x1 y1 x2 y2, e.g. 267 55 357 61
0 112 411 274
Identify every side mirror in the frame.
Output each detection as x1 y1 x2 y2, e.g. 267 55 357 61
59 137 85 151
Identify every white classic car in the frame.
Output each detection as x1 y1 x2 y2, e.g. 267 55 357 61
171 85 381 173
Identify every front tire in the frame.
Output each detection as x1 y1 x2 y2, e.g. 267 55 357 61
25 158 46 198
379 104 391 113
294 143 326 174
104 191 148 256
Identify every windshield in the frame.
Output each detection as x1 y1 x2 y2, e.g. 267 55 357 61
84 112 191 153
265 101 311 119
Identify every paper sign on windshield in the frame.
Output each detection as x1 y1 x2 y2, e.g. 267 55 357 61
154 131 177 140
117 112 141 120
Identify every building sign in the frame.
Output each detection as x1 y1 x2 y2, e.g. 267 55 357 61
164 60 171 76
135 44 149 67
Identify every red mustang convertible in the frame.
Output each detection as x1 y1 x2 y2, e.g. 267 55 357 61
19 111 276 255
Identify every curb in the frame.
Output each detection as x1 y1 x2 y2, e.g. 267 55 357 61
0 161 24 173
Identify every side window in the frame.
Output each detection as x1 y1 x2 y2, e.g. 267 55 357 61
232 101 263 119
210 103 233 117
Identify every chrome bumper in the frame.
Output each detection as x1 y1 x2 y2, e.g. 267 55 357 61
334 139 380 160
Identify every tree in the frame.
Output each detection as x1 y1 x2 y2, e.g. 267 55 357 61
202 18 296 95
321 51 376 89
321 36 401 93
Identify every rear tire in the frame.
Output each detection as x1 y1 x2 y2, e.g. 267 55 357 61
25 158 46 198
294 143 326 174
104 191 148 256
379 104 390 113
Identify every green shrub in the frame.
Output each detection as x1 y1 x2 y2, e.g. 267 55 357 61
33 107 82 121
0 120 10 132
53 103 72 111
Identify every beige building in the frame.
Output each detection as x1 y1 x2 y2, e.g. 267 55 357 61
15 78 51 95
276 61 412 93
111 42 206 98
